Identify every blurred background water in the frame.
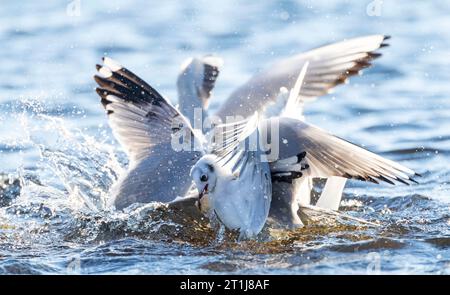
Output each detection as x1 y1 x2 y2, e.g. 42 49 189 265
0 0 449 274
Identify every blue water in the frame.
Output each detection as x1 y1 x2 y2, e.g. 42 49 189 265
0 0 449 274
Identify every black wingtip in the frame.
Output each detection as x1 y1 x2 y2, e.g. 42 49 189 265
296 151 307 163
93 74 110 87
95 64 102 71
378 175 396 186
408 177 419 184
395 177 410 186
355 60 372 69
95 87 104 96
379 36 391 48
368 52 382 59
344 69 360 76
95 87 113 108
95 87 109 100
368 177 380 184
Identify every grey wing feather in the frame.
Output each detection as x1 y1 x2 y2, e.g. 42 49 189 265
209 112 260 170
177 56 223 124
199 56 222 100
110 144 200 209
262 117 418 185
210 112 271 238
178 55 222 100
94 57 200 163
236 150 272 239
93 58 202 209
216 35 389 119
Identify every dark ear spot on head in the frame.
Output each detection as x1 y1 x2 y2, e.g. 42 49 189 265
207 164 214 172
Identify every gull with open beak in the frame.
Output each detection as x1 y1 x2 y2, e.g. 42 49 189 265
190 114 276 239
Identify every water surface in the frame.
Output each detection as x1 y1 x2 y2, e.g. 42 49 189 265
0 1 449 274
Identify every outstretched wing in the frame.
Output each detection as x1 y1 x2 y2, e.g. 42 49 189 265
262 117 419 185
177 55 223 124
94 57 202 163
216 35 389 119
94 57 203 209
263 61 309 119
198 55 222 101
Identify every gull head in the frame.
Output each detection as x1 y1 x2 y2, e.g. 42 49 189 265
190 155 220 204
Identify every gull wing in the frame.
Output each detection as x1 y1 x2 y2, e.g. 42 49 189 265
235 150 272 239
208 112 260 169
263 61 309 119
210 113 272 238
262 117 419 185
216 35 389 119
94 57 202 163
93 57 203 209
280 62 348 211
177 55 223 124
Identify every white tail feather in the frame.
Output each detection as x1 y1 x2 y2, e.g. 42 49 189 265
316 176 347 210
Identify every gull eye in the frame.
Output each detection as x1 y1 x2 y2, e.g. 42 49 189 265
200 174 208 182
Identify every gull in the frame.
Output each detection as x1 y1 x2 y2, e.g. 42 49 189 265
188 60 418 237
190 114 274 239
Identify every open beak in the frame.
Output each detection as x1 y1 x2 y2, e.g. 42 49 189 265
199 184 208 200
196 184 209 212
